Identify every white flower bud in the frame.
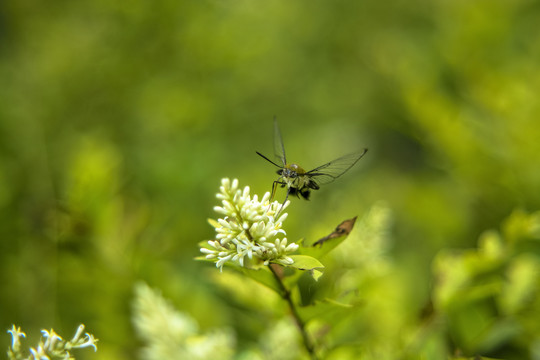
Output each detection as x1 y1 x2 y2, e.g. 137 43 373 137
200 178 299 270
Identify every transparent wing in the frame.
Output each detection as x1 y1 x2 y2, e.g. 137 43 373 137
306 149 368 186
273 117 287 166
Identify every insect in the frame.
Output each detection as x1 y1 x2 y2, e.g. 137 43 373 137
256 118 368 208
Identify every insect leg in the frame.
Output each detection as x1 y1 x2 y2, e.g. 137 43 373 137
268 179 289 217
276 188 290 218
268 180 286 213
270 180 281 201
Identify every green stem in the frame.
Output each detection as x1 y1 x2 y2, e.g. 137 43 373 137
235 198 317 358
268 264 319 360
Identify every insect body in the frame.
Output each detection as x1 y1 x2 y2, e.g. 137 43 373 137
256 118 368 207
276 163 318 200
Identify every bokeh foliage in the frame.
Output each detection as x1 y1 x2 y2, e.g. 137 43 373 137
1 0 539 359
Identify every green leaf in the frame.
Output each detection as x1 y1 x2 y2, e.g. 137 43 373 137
288 255 324 270
297 298 357 323
197 239 211 248
310 269 323 281
194 255 210 262
499 254 539 315
237 267 281 293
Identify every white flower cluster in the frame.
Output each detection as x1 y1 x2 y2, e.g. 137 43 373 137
7 324 98 360
132 282 235 360
200 178 298 271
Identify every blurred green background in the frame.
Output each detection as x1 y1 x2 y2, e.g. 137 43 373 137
1 0 540 359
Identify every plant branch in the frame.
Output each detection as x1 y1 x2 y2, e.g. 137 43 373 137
268 264 319 360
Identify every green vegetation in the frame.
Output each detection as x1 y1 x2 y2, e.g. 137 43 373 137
1 1 539 359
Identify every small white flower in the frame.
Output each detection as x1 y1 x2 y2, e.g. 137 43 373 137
7 324 97 359
41 329 63 351
71 333 98 352
8 325 26 351
200 178 297 270
29 345 48 360
216 254 234 271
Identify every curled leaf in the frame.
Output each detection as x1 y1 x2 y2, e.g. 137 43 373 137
313 217 357 247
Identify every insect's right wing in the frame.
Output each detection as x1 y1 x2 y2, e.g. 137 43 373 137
306 148 368 186
273 117 287 166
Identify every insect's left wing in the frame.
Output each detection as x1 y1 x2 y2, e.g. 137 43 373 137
273 117 287 166
306 148 368 185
